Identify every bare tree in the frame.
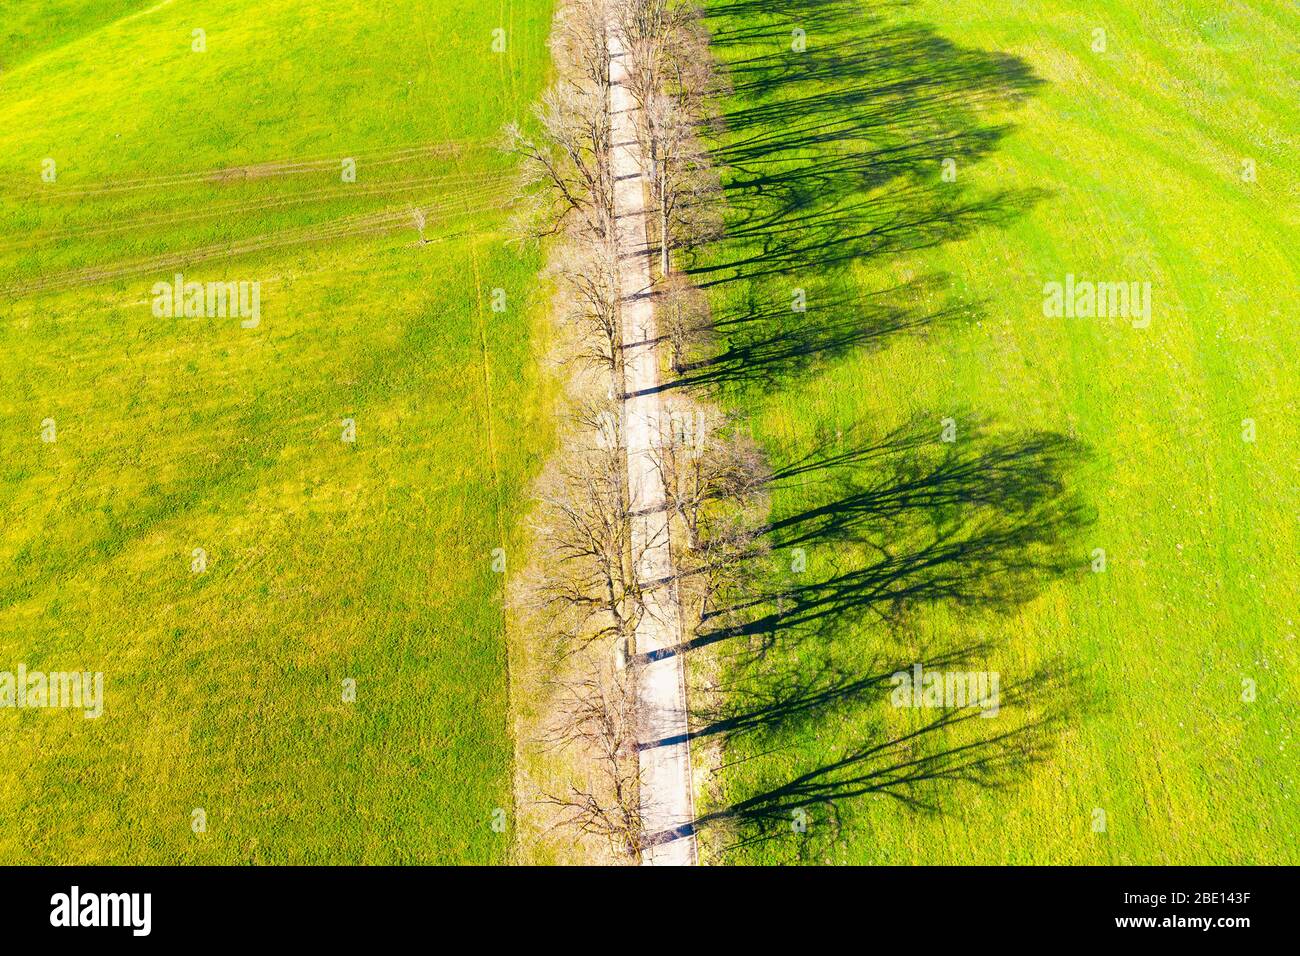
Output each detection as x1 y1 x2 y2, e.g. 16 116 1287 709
410 206 428 244
527 407 648 661
657 270 713 374
503 80 613 242
617 0 715 116
541 667 643 859
680 513 769 631
647 89 726 274
617 1 725 274
502 0 621 242
658 1 731 132
547 231 624 379
550 0 613 96
617 0 669 113
651 408 769 551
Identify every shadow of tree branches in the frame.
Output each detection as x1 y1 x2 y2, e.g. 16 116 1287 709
654 0 1093 859
696 657 1092 857
691 416 1095 651
674 0 1046 397
680 416 1097 855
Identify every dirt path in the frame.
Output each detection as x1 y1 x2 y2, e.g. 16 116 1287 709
607 28 697 866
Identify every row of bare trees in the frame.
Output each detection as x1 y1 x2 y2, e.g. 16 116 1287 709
504 0 614 243
505 0 725 275
507 0 763 862
618 0 727 276
505 0 641 861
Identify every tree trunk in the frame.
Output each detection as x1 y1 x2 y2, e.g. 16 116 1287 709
660 159 670 276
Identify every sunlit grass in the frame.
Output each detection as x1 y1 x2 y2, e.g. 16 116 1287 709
0 0 554 863
691 0 1298 864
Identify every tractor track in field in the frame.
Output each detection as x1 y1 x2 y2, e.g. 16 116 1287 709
0 140 476 200
2 187 517 298
0 171 511 254
2 136 521 298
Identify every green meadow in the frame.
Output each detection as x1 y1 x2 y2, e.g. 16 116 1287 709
689 0 1298 863
0 0 553 863
2 0 1295 869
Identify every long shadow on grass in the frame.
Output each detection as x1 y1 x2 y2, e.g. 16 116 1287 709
666 0 1045 397
647 0 1082 858
691 0 1045 288
638 416 1095 854
674 416 1094 655
689 657 1089 857
645 273 982 396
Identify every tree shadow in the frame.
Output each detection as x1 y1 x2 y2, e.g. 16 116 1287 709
690 638 999 744
647 273 982 395
652 415 1096 854
694 658 1092 856
671 0 1046 396
656 0 1090 859
683 415 1095 654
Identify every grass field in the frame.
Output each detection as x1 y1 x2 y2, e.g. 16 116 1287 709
688 0 1299 863
0 0 553 863
3 0 1295 869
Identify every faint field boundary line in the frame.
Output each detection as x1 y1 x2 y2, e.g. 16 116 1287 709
415 0 520 863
